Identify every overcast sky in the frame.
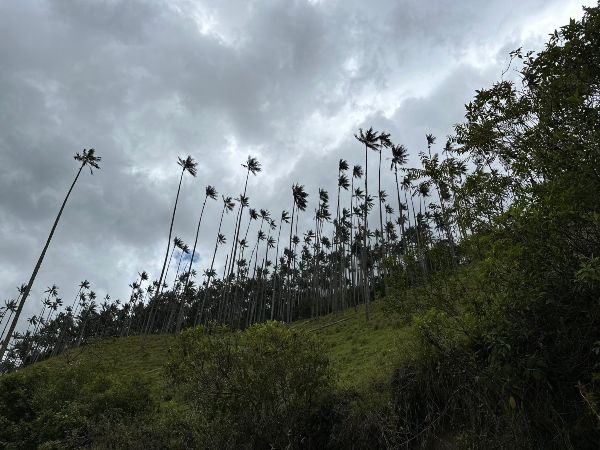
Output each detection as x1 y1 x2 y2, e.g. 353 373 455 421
0 0 594 326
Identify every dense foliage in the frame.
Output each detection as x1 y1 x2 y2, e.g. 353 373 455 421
0 323 333 449
166 322 333 448
382 6 600 447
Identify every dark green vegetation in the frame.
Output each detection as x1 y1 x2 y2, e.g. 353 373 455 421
3 4 600 449
0 310 408 449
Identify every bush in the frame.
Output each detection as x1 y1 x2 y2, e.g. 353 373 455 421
166 321 334 449
0 361 155 449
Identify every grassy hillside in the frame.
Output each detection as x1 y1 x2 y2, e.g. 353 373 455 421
0 299 413 449
36 299 409 391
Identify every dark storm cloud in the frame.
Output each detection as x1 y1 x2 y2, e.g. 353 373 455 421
0 0 592 328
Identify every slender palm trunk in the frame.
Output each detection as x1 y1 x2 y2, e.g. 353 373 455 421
363 144 370 321
0 311 15 342
228 170 250 278
286 201 296 322
144 168 185 337
377 149 385 297
196 203 226 325
349 179 356 308
1 163 85 362
394 169 405 241
270 218 284 320
174 195 209 333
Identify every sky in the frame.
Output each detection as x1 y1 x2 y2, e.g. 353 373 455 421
0 0 595 327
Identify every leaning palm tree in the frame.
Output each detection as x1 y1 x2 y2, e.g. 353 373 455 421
0 149 101 362
162 236 184 290
144 156 197 336
175 185 218 333
354 128 379 320
67 280 90 317
228 156 261 279
0 300 18 343
200 195 235 325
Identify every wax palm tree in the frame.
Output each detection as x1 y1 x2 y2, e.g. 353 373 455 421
228 156 261 279
390 144 409 238
349 165 363 307
175 185 217 332
145 156 197 336
335 161 350 310
1 149 101 361
271 210 291 320
185 186 217 279
286 184 308 321
377 132 392 273
241 208 260 258
55 280 91 352
354 128 379 320
402 175 419 251
0 300 18 342
67 280 90 318
172 243 190 290
200 195 235 325
163 237 184 289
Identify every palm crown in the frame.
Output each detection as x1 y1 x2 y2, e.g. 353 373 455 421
177 155 198 176
243 156 262 175
74 148 102 174
354 127 380 150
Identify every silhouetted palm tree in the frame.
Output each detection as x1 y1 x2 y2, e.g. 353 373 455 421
202 195 235 325
354 128 379 320
0 300 17 343
176 185 218 332
377 132 392 268
0 149 101 362
271 210 290 320
228 156 261 279
390 144 409 240
145 156 197 336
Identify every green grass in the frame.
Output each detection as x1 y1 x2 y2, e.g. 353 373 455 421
292 300 412 388
34 299 412 393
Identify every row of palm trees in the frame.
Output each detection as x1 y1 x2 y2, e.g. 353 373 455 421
2 127 486 368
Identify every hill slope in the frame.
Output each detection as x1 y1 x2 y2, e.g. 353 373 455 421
37 299 409 390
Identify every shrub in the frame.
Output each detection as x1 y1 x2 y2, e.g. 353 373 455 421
0 361 155 449
166 321 334 449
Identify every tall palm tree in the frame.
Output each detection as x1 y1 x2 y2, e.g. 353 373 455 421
0 300 17 342
175 185 218 333
390 144 409 240
354 128 379 320
163 237 184 291
228 156 261 279
286 184 308 321
123 272 147 336
377 132 392 272
144 155 197 336
67 280 90 318
185 185 217 286
171 243 190 290
201 195 235 325
270 210 290 320
1 149 101 362
335 162 350 310
349 166 363 307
